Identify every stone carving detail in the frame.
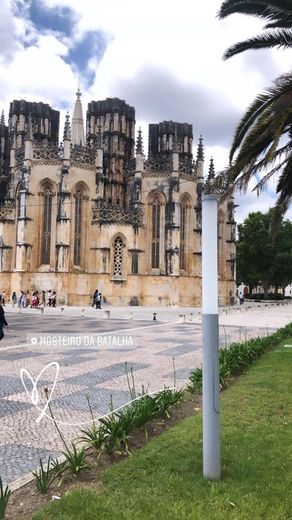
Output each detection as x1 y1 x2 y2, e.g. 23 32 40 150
0 198 15 221
71 145 95 165
92 202 143 226
144 154 173 172
179 157 195 175
113 237 123 276
33 144 61 161
15 147 25 164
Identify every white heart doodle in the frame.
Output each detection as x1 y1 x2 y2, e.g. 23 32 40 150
20 362 60 424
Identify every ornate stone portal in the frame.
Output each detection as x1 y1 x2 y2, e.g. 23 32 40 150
0 93 236 306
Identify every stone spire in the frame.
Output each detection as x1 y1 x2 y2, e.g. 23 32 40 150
71 88 85 147
208 157 215 180
196 135 204 162
63 112 71 140
136 127 144 154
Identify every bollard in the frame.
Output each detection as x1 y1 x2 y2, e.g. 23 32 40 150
60 307 64 314
105 310 110 319
129 312 134 320
81 308 85 317
153 312 157 321
40 307 44 314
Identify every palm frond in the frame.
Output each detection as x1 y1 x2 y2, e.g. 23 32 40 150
230 73 292 160
252 157 290 191
219 0 292 21
223 29 292 60
271 192 292 238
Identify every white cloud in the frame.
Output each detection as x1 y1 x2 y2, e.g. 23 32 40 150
0 0 290 219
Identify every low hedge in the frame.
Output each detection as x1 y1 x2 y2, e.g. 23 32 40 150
246 293 284 300
188 322 292 392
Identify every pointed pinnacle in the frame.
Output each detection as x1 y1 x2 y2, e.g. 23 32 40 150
63 112 71 140
208 157 215 179
136 127 144 154
0 110 5 127
196 135 204 162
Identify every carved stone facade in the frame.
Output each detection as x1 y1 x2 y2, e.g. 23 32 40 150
0 94 236 306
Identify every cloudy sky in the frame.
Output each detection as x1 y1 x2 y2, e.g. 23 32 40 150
0 0 291 221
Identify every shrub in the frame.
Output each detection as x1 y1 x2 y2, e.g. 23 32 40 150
188 323 292 393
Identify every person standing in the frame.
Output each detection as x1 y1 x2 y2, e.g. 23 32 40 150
0 296 8 340
1 290 6 306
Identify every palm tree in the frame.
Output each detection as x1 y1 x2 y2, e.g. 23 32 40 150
219 0 292 59
218 0 292 221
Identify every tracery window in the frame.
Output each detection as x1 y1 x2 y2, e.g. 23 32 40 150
41 186 52 264
180 202 187 270
74 190 82 265
151 199 160 269
113 237 123 276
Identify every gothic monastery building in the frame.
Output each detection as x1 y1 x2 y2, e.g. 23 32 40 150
0 91 236 306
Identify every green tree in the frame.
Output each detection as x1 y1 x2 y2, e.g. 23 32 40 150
218 1 292 218
237 210 292 296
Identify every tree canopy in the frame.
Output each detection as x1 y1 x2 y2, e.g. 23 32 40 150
236 210 292 294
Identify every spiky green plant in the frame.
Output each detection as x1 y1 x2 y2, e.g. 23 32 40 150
62 443 89 476
32 458 56 493
0 477 10 520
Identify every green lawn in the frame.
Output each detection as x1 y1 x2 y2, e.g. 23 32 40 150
32 340 292 520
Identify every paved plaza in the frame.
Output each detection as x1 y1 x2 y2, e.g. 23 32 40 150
0 302 291 487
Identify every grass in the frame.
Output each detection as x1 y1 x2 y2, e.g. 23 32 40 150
32 339 292 520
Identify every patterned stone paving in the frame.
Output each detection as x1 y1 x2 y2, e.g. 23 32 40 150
0 312 277 485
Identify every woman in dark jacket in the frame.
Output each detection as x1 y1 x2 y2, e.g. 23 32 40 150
0 297 8 341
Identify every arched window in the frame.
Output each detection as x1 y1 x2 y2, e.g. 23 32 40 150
151 199 160 268
74 190 82 266
180 201 187 270
41 185 52 264
113 236 123 277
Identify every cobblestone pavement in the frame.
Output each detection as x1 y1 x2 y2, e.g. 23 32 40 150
0 305 289 486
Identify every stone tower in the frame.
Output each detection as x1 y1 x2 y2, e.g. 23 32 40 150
8 99 59 148
86 98 135 206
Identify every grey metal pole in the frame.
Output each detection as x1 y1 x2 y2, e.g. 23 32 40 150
202 193 221 479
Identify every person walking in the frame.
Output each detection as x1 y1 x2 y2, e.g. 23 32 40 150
92 289 98 307
97 292 102 309
1 290 6 306
47 290 52 307
0 296 8 341
94 290 100 309
11 291 17 308
41 290 46 306
51 291 56 307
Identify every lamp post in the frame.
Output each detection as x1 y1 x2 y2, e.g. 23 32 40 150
202 189 221 480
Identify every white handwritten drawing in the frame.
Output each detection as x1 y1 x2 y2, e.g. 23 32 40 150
20 361 60 424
